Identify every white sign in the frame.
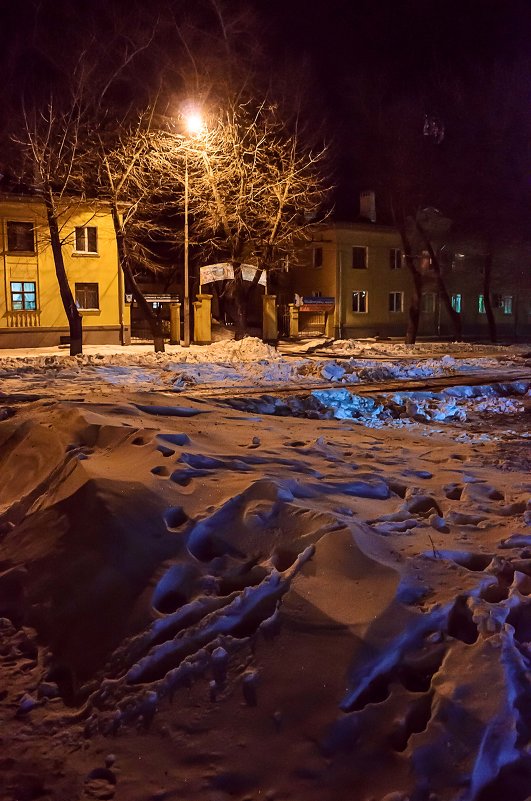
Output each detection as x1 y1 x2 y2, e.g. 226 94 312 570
200 263 234 284
200 263 266 287
241 264 266 286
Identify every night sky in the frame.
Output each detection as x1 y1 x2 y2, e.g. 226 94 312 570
2 0 531 229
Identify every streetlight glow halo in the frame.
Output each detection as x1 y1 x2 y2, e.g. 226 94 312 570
184 109 205 136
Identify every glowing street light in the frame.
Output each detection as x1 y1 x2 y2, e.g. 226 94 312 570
185 111 204 137
182 108 204 348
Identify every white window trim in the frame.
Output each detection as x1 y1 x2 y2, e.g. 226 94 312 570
73 226 98 255
352 290 368 313
390 248 402 269
389 291 404 313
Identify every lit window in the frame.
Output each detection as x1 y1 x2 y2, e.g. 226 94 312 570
74 226 98 254
388 291 403 312
10 281 37 310
313 247 323 268
451 293 462 313
7 221 35 253
478 294 486 314
501 295 513 315
421 293 436 313
352 290 368 313
352 246 367 269
75 282 99 309
389 248 402 269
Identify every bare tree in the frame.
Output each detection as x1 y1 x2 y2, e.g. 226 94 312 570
20 94 86 355
10 0 167 354
157 99 330 338
95 111 184 352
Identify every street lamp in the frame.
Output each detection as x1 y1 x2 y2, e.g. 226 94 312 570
182 109 204 347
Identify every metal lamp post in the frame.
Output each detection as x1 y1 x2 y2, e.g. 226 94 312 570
183 151 190 347
182 110 204 348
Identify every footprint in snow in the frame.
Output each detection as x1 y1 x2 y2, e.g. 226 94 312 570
83 767 116 800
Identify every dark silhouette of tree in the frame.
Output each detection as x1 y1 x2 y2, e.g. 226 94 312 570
19 92 86 355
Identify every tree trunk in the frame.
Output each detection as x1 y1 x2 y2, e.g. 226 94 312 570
43 188 83 355
405 269 423 345
110 203 165 352
483 254 497 343
232 265 248 340
416 222 462 341
397 222 422 344
433 267 462 341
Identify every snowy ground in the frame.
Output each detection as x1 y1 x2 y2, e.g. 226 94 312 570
0 337 530 801
0 338 529 396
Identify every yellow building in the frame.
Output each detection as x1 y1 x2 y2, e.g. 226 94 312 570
291 222 412 338
0 194 130 348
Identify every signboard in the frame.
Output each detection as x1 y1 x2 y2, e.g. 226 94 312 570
141 294 180 303
301 296 335 305
299 296 335 313
200 263 266 287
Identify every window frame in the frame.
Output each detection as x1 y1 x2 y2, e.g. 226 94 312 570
352 290 368 313
421 292 436 314
6 221 35 254
451 293 462 313
74 226 98 255
389 248 402 270
75 282 99 310
388 291 404 313
10 281 37 311
351 246 368 270
501 295 513 315
312 246 323 269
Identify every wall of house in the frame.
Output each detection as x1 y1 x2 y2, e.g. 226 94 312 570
444 252 530 341
291 223 531 342
0 195 129 348
291 223 413 338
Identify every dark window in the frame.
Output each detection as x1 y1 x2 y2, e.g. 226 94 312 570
389 248 401 269
352 290 368 313
388 291 403 312
74 226 98 253
313 246 323 268
421 293 436 313
7 221 35 253
75 282 99 309
10 281 37 310
352 246 367 269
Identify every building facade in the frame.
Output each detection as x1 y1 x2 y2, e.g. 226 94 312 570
291 222 413 338
0 194 130 348
290 222 531 341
